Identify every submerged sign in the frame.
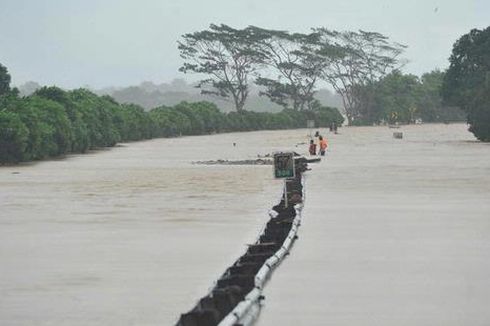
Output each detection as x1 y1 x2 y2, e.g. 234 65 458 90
273 152 295 179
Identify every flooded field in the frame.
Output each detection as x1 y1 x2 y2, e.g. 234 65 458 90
1 124 489 325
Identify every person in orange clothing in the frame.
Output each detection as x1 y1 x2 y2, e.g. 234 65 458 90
318 136 328 156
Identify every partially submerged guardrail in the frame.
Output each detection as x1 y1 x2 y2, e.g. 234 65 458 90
218 202 304 326
175 158 311 326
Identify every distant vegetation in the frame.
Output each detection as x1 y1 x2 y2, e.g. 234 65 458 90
178 24 465 126
178 25 407 123
17 79 344 113
17 73 461 127
0 64 343 164
3 23 488 161
102 80 343 113
359 69 465 125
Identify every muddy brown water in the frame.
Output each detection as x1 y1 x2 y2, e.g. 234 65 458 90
1 124 489 325
256 124 490 326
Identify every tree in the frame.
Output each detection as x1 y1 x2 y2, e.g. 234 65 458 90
251 27 323 110
8 98 57 160
0 63 12 96
358 69 465 125
33 96 74 155
178 24 265 111
149 105 192 136
35 86 91 152
442 27 490 141
316 29 406 125
310 100 345 126
418 70 465 122
372 70 420 124
0 111 29 163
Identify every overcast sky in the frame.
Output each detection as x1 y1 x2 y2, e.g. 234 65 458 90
1 0 488 89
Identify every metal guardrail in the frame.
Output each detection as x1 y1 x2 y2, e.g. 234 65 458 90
175 158 309 326
218 178 305 326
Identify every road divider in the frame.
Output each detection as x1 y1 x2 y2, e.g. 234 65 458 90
175 157 311 326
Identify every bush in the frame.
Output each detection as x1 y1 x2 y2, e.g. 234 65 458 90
1 84 345 164
0 111 29 163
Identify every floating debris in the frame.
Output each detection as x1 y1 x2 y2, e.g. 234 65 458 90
193 159 273 165
194 155 320 166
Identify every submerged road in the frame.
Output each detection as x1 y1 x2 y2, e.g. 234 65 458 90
257 124 490 325
1 124 488 325
0 131 287 326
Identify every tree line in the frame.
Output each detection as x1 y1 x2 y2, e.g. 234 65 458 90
178 25 406 125
0 64 343 164
179 24 488 139
359 69 465 125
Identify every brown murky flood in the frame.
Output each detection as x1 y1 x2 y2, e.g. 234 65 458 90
0 131 293 325
257 124 490 326
1 124 489 325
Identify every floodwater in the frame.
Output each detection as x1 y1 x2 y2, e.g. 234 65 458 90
257 124 490 326
1 124 489 326
0 131 292 325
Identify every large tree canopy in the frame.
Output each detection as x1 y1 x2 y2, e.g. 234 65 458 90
177 25 408 120
178 24 266 111
315 29 406 125
442 27 490 141
251 27 324 111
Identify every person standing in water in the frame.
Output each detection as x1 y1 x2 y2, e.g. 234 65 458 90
319 136 328 156
309 139 317 156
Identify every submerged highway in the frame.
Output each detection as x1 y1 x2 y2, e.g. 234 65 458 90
1 124 489 325
257 124 490 326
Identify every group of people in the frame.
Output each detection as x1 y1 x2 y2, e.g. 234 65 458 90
309 131 328 156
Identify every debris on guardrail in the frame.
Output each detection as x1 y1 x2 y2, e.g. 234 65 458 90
193 156 321 166
193 159 272 165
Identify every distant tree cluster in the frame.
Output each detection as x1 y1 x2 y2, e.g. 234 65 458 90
442 26 490 141
150 100 343 135
359 69 465 125
0 85 154 163
0 63 343 164
178 24 406 125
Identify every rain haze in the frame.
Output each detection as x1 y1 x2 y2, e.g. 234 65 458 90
0 0 489 88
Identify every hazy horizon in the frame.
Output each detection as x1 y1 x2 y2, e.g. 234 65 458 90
1 0 488 89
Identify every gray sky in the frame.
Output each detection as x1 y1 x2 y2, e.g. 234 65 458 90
1 0 488 89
